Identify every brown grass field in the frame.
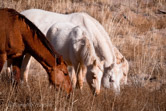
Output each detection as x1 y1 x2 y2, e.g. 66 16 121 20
0 0 166 110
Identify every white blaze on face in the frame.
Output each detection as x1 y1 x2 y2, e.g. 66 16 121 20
91 60 104 93
102 64 114 88
111 64 123 92
102 63 124 93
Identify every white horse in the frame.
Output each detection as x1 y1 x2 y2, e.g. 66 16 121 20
47 22 104 94
19 9 127 93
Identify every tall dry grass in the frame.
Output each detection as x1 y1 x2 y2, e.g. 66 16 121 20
0 0 166 110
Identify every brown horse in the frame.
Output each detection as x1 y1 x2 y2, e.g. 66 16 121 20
0 8 72 94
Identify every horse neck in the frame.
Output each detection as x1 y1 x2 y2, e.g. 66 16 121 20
22 27 56 72
82 14 116 65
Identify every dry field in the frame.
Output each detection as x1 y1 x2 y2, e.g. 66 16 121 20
0 0 166 111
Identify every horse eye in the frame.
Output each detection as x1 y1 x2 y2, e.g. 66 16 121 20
109 76 114 82
64 73 68 76
93 76 96 79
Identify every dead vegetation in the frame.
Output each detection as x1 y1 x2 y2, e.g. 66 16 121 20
0 0 166 110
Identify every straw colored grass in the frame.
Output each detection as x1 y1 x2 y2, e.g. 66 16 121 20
0 0 166 110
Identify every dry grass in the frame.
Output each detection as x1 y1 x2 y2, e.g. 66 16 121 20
0 0 166 110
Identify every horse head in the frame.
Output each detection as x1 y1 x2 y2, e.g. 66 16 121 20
49 56 72 94
89 59 104 95
102 63 124 93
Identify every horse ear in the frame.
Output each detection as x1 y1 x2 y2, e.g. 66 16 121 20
56 56 63 65
120 57 125 63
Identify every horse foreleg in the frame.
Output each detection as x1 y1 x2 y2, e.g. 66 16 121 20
20 54 31 83
81 65 87 87
12 56 23 83
0 53 7 73
74 64 82 89
78 65 84 90
70 66 77 89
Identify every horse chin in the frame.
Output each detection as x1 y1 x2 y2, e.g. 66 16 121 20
63 83 72 94
95 89 100 95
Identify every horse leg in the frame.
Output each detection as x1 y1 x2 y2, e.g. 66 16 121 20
74 63 84 90
80 65 87 89
74 64 81 89
20 54 31 83
70 66 77 89
78 65 84 90
12 56 24 83
0 53 7 73
82 65 87 81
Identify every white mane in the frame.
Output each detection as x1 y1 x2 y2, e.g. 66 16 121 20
69 26 97 66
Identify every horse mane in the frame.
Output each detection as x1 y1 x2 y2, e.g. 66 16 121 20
70 26 97 65
6 8 60 58
80 35 96 65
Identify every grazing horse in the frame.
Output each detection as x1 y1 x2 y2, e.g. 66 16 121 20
0 8 72 94
20 9 129 93
113 46 129 85
103 46 129 93
47 22 104 95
